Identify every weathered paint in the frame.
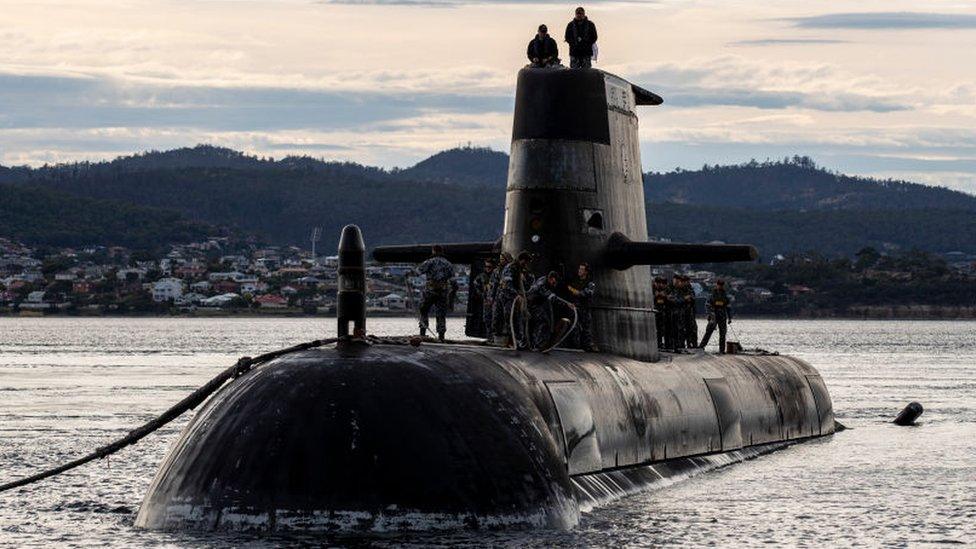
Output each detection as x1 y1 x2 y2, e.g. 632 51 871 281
505 69 657 361
136 342 834 532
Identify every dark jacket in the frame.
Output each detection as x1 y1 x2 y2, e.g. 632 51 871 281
527 35 559 63
564 18 597 58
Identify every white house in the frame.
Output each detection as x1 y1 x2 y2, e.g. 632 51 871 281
175 292 208 306
152 278 185 302
26 290 46 303
117 268 147 282
190 280 212 292
376 293 407 310
200 293 240 307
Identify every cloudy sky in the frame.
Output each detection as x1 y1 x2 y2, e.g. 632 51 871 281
2 0 976 192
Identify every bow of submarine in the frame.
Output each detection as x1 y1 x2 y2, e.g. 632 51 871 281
134 342 578 531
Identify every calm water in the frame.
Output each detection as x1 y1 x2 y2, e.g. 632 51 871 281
1 318 974 547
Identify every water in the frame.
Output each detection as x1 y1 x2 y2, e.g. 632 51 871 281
1 318 974 547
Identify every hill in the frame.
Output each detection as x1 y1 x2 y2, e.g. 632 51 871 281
2 146 975 256
393 146 509 187
645 156 976 211
646 204 976 257
0 184 214 249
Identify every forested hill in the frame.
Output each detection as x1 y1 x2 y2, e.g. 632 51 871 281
1 146 975 255
645 156 976 211
0 184 214 249
392 146 509 187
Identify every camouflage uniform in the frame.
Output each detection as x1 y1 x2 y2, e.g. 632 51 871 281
700 287 732 353
489 265 508 338
526 276 559 351
497 262 531 347
417 255 454 339
653 281 670 350
568 275 596 350
667 281 684 349
680 282 698 348
473 268 495 339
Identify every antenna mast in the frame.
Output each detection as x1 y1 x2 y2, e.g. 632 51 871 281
310 227 322 260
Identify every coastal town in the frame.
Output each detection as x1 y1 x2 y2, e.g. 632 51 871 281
1 236 974 318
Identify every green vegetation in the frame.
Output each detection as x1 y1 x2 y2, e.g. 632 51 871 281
2 147 975 256
0 184 214 249
716 248 976 316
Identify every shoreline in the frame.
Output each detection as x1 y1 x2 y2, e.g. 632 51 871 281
3 310 976 321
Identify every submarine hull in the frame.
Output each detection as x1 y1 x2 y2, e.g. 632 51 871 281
136 342 834 532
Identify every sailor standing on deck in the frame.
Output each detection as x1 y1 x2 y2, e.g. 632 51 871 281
567 262 597 351
564 7 598 69
680 276 699 348
498 251 533 348
490 252 513 341
417 245 454 342
667 276 684 349
527 271 569 351
653 277 669 349
473 257 497 341
700 279 733 353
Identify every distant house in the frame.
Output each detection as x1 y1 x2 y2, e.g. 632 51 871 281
26 290 46 303
152 278 185 302
296 276 322 287
240 280 267 294
209 271 246 282
281 285 299 296
788 284 814 296
72 281 92 294
54 272 76 282
20 290 51 310
190 280 212 293
254 294 288 309
117 268 147 282
214 280 240 294
200 293 240 308
175 292 208 306
376 293 407 310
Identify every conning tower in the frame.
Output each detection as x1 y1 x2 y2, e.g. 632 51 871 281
376 67 756 361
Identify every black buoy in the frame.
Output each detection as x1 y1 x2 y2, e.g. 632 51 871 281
894 402 924 426
337 224 366 339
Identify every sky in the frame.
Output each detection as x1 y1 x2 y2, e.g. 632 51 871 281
2 0 976 193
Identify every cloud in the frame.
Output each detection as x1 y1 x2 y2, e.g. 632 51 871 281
0 72 511 132
787 12 976 30
662 88 908 113
622 56 915 113
730 39 849 46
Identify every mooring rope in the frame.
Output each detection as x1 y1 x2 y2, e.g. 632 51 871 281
0 338 337 494
541 296 579 353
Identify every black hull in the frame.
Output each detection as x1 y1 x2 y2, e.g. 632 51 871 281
135 341 834 532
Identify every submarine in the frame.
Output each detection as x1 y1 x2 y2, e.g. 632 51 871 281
134 67 836 531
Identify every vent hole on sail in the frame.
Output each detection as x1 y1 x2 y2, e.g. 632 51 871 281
586 211 604 230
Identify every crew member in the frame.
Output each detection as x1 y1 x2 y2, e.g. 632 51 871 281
417 245 454 342
680 276 699 348
527 24 559 67
491 252 513 340
564 7 597 69
473 257 497 340
498 251 533 348
667 276 685 349
567 262 597 351
527 271 569 351
653 276 669 350
700 279 733 353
